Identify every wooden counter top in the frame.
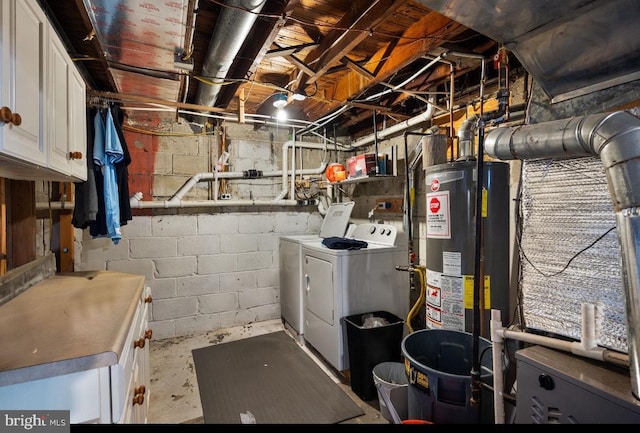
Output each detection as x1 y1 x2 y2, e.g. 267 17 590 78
0 270 145 387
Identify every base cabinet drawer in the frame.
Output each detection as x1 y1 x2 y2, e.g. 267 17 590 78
113 286 152 424
0 368 111 423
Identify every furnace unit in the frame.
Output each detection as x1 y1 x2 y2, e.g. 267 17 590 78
516 345 640 423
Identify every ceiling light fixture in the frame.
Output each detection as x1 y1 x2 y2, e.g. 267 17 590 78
272 93 288 108
291 92 306 101
276 107 287 121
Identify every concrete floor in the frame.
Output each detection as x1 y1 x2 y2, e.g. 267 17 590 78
147 318 391 424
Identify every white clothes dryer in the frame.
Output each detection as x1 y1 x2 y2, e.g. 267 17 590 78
301 223 410 371
279 202 354 337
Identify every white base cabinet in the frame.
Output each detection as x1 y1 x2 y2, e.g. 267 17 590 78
0 286 152 424
0 368 112 424
113 286 152 424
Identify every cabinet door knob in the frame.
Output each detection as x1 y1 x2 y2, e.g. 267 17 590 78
134 385 146 395
69 151 83 160
0 107 13 123
144 295 153 303
134 337 146 349
145 329 153 340
132 394 145 406
10 112 21 126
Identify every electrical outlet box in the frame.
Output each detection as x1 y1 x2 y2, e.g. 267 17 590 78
375 197 403 214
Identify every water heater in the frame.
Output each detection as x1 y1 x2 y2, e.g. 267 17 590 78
423 160 510 336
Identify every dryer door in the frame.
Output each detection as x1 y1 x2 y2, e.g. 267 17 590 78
304 255 334 325
304 252 344 370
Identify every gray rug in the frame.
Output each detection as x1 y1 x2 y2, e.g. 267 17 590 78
192 331 365 424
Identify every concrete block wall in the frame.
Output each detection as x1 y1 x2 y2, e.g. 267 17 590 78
70 120 329 341
75 210 324 340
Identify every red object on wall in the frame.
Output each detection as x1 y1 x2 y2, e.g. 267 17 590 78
325 163 346 182
348 153 376 178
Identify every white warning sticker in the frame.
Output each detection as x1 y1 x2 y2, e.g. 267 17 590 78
426 284 441 307
426 190 451 239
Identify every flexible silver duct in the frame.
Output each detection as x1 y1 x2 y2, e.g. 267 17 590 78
485 110 640 400
195 0 266 108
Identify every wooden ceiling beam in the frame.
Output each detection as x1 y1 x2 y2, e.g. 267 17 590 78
293 0 407 93
304 0 409 85
341 57 375 80
306 12 469 119
266 42 319 59
284 54 315 77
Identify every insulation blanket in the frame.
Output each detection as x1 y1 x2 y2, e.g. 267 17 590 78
519 157 627 353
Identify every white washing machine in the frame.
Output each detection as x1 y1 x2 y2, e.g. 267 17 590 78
301 223 410 371
279 202 354 337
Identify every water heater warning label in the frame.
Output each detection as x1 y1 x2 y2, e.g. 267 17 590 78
426 269 465 331
426 190 451 239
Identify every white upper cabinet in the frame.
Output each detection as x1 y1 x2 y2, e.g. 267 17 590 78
48 22 87 181
68 65 87 181
0 0 47 168
0 0 87 182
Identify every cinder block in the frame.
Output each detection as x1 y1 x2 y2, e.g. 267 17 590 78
237 252 273 271
154 256 197 278
152 297 198 320
220 270 256 292
197 214 238 235
152 215 198 237
130 237 177 258
199 292 239 313
177 274 220 296
197 254 238 275
219 235 258 253
178 235 221 256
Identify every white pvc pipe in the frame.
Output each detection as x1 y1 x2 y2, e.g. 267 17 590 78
289 139 296 201
129 197 298 208
490 304 620 424
278 139 349 200
350 103 436 148
490 309 506 424
37 140 334 210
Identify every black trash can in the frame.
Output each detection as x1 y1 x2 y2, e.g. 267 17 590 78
402 329 494 424
343 311 405 401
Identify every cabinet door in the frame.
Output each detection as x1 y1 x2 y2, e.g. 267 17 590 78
48 30 71 174
69 65 87 180
48 24 87 181
0 0 47 165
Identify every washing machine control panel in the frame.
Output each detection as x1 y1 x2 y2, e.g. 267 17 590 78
350 223 398 246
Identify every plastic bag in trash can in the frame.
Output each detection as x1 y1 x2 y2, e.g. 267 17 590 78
362 313 390 328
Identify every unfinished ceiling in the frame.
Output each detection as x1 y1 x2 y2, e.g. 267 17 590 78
40 0 505 137
41 0 640 139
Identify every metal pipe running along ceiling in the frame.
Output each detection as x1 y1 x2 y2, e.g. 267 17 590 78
195 0 267 110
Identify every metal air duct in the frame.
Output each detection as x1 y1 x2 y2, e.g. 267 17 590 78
195 0 266 109
484 110 640 400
